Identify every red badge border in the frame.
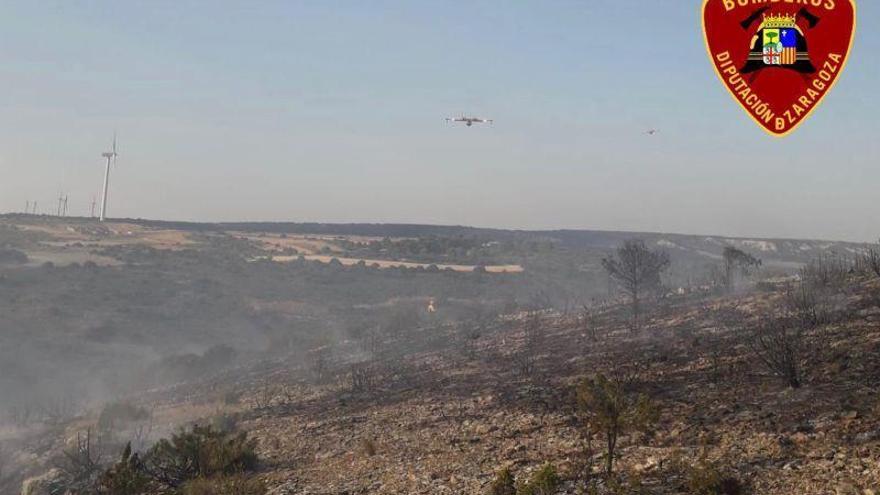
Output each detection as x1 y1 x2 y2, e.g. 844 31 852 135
701 0 857 138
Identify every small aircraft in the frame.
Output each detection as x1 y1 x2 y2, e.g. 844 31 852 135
446 116 493 127
646 129 660 135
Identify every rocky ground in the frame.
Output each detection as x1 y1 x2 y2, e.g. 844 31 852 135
218 280 880 494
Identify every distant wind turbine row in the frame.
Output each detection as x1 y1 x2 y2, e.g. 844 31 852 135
20 133 117 219
20 118 661 220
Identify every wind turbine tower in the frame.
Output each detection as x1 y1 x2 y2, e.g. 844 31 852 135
99 133 118 222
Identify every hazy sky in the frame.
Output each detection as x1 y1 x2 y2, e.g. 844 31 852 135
1 1 877 241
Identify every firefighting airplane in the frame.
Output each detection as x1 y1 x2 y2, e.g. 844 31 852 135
445 116 493 127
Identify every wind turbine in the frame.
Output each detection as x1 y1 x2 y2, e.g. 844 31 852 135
99 133 118 222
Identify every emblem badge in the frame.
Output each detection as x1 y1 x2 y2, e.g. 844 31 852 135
702 1 856 136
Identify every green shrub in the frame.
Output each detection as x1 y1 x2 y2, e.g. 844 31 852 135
487 466 515 495
517 463 560 495
576 374 659 476
686 460 745 495
90 425 262 494
181 474 266 495
97 443 150 495
144 424 258 489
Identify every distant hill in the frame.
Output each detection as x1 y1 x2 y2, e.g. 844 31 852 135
113 217 869 267
0 214 870 268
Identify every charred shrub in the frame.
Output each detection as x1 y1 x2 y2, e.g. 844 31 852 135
783 282 832 330
57 429 106 494
253 379 279 409
382 303 422 339
578 306 600 343
799 254 849 290
867 248 880 278
219 387 242 406
0 248 28 264
148 345 238 386
457 317 485 360
360 438 377 457
748 315 807 389
98 402 150 433
308 346 334 384
349 362 377 393
514 311 544 378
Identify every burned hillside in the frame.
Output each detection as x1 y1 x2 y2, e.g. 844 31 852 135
1 217 879 494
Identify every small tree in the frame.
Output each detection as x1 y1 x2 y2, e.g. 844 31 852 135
514 311 544 378
576 374 658 477
602 240 670 331
721 247 761 292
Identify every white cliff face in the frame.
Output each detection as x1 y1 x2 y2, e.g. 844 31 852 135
732 239 778 252
656 239 683 250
